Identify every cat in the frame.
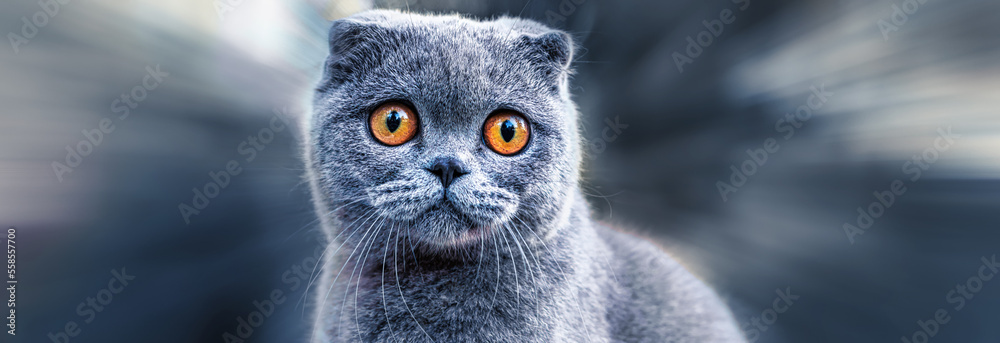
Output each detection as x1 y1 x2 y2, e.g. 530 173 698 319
303 9 745 342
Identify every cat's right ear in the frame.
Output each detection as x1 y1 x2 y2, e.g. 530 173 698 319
318 14 388 91
515 30 575 87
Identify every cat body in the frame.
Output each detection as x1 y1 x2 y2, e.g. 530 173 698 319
304 10 744 342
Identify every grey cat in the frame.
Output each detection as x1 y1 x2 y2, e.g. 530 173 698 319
303 9 745 343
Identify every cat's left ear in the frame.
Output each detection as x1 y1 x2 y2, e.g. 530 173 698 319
520 30 575 79
318 10 394 91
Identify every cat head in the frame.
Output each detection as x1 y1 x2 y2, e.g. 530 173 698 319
307 10 581 252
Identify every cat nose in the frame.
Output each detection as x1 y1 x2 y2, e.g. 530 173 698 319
426 157 468 189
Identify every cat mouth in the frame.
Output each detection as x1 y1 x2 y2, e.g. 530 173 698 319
414 201 497 248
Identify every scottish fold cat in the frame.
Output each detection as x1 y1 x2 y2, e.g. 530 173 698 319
303 9 745 342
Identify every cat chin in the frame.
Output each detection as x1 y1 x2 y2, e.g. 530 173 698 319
421 225 492 250
407 204 499 251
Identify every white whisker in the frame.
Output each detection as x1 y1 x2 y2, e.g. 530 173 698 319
354 216 387 340
381 222 399 342
511 217 545 282
498 223 520 308
285 196 367 242
309 210 379 343
395 218 435 342
324 212 381 336
300 207 375 315
504 222 537 284
474 229 486 281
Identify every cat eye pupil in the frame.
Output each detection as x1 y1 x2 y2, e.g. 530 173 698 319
386 111 401 133
370 103 417 146
500 120 516 142
483 112 529 155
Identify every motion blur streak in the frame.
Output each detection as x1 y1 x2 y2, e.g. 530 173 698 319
2 0 998 342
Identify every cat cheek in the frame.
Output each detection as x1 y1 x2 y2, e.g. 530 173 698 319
448 184 519 225
366 177 441 220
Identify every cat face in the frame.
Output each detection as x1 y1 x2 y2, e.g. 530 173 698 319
308 11 579 251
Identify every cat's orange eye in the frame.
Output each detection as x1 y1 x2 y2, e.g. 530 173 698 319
370 103 418 146
483 111 530 155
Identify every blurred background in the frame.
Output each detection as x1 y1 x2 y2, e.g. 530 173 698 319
2 0 999 342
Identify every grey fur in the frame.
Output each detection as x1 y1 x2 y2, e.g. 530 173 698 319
303 10 745 342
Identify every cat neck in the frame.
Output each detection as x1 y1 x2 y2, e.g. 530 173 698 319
323 191 609 341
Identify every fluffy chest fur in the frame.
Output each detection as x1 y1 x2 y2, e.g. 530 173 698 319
313 204 610 343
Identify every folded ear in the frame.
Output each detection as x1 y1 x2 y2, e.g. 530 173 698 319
517 30 575 84
532 31 574 69
319 12 392 91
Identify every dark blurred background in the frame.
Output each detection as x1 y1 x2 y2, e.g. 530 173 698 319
3 0 999 342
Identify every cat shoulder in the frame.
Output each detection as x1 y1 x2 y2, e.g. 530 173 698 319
594 224 746 342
